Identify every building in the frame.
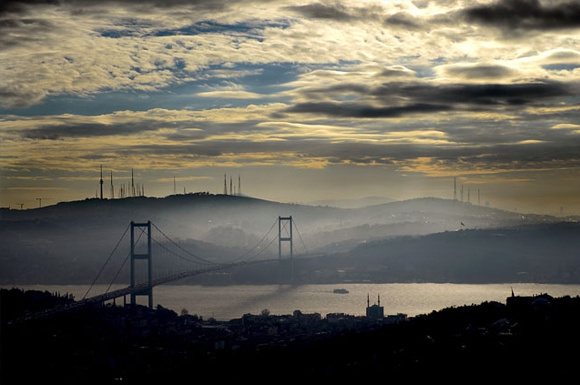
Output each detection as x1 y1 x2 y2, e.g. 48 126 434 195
366 294 384 319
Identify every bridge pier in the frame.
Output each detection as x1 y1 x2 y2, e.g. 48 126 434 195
130 221 153 308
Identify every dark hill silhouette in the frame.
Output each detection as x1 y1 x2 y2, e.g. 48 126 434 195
3 288 580 383
306 196 396 208
293 222 580 284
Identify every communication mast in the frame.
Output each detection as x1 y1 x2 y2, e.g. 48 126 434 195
110 170 114 199
131 169 135 197
100 165 104 200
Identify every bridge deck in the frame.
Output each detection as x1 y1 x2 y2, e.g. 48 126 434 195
7 259 278 325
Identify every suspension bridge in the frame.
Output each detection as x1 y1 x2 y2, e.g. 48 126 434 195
10 216 309 324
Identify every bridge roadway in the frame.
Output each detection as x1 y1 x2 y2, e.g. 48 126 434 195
8 258 278 325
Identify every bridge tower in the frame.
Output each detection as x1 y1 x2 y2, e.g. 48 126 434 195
278 216 293 259
130 221 153 308
278 216 294 283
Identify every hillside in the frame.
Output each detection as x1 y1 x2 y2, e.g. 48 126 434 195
0 194 574 284
293 222 580 284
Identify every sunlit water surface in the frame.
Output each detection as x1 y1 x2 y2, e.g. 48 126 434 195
8 283 580 321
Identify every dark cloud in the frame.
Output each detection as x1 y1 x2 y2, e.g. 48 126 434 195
441 64 517 79
0 0 237 15
17 118 266 141
286 2 428 30
288 80 574 118
0 0 60 15
376 81 573 107
285 3 354 21
464 0 580 32
0 17 56 48
385 12 423 30
20 121 167 140
287 101 452 118
285 2 384 22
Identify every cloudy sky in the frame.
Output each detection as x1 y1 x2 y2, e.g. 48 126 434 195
1 0 579 214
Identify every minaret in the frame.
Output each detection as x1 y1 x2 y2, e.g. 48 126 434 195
99 165 103 199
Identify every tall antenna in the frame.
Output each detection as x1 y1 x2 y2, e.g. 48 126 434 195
454 177 457 200
131 169 135 197
238 175 241 196
223 174 227 195
230 176 233 196
110 170 114 199
99 165 104 200
173 176 177 195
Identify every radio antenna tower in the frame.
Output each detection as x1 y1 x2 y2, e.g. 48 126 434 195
238 175 241 196
131 169 135 197
223 174 228 195
99 165 104 199
110 170 114 199
454 177 457 200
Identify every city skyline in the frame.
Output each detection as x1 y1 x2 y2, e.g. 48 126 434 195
1 0 580 214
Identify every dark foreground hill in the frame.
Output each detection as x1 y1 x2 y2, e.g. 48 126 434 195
2 288 579 383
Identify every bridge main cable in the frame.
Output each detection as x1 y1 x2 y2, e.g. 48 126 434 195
151 222 217 266
83 223 131 300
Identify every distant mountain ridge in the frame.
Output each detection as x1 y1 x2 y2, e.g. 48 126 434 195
306 196 396 208
1 194 576 284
